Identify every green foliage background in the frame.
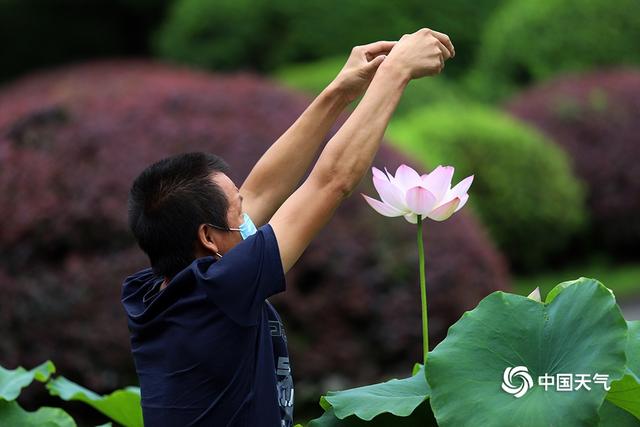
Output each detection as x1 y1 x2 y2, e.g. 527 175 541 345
468 0 640 100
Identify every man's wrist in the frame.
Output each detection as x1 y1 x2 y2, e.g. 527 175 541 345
321 78 353 108
375 59 412 88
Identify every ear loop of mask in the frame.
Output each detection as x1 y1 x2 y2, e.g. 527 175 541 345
205 223 231 260
206 222 239 260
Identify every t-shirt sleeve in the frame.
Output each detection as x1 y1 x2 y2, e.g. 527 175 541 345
193 223 286 326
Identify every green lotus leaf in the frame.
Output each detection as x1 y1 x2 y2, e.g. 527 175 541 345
545 277 613 303
0 400 75 427
0 360 56 401
307 401 438 426
47 376 142 427
605 320 640 420
597 400 640 426
319 365 430 420
427 278 627 427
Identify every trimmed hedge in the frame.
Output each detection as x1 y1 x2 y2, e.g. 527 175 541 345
508 69 640 260
155 0 505 75
0 61 509 419
388 103 586 271
470 0 640 100
274 56 468 117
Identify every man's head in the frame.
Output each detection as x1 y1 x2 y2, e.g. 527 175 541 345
128 152 246 279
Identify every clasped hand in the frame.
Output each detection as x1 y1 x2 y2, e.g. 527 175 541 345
332 28 455 102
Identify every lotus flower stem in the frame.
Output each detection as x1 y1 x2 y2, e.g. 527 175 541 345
417 214 429 364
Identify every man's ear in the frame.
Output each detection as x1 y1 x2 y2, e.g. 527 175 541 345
196 224 220 255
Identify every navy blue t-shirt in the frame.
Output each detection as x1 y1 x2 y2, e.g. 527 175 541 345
121 224 294 427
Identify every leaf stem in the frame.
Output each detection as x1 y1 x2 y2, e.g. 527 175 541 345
417 215 428 364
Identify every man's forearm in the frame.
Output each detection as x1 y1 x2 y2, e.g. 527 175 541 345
311 62 410 195
240 82 350 225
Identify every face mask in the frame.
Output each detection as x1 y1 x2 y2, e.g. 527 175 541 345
207 213 258 258
237 212 257 240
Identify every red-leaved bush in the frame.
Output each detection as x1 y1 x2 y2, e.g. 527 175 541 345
0 61 509 416
507 70 640 259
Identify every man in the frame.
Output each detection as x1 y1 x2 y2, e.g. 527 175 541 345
122 28 454 427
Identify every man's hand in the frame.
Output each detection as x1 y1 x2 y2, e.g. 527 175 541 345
332 41 397 103
385 28 455 79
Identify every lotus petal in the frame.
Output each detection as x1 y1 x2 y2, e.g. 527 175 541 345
394 164 422 191
427 197 461 221
384 167 402 190
372 167 387 180
405 186 437 215
446 175 474 200
373 176 408 211
404 212 418 224
422 166 454 202
455 193 469 212
362 194 403 217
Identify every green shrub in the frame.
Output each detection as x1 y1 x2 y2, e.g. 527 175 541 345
155 0 505 75
469 0 640 100
274 56 345 95
275 56 469 117
387 103 586 271
153 0 273 70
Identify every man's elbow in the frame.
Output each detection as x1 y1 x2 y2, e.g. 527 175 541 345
309 168 356 201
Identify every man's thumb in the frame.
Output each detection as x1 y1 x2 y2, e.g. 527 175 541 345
365 55 386 71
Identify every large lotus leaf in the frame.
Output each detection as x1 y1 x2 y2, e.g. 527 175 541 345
597 400 640 426
306 401 438 427
605 320 640 420
427 278 627 427
544 277 599 303
0 400 75 427
47 376 142 427
0 360 55 401
627 321 640 376
319 365 430 420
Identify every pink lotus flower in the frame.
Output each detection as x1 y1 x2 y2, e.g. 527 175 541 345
362 164 473 224
361 163 474 364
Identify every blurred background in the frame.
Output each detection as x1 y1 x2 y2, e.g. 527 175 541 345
1 0 639 424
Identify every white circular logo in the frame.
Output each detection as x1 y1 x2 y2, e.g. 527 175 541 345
501 366 534 398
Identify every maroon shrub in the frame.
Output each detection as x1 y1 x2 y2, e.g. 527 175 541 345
507 70 640 259
0 61 509 411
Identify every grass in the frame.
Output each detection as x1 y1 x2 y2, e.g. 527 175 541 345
513 261 640 302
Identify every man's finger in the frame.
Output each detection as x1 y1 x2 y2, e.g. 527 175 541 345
436 40 451 61
363 40 397 60
430 30 455 58
364 54 387 72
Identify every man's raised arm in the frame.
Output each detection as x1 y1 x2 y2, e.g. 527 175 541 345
269 28 454 273
240 41 397 227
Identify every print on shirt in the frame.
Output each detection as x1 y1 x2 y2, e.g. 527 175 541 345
268 307 294 427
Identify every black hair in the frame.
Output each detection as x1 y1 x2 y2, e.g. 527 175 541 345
128 152 230 278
